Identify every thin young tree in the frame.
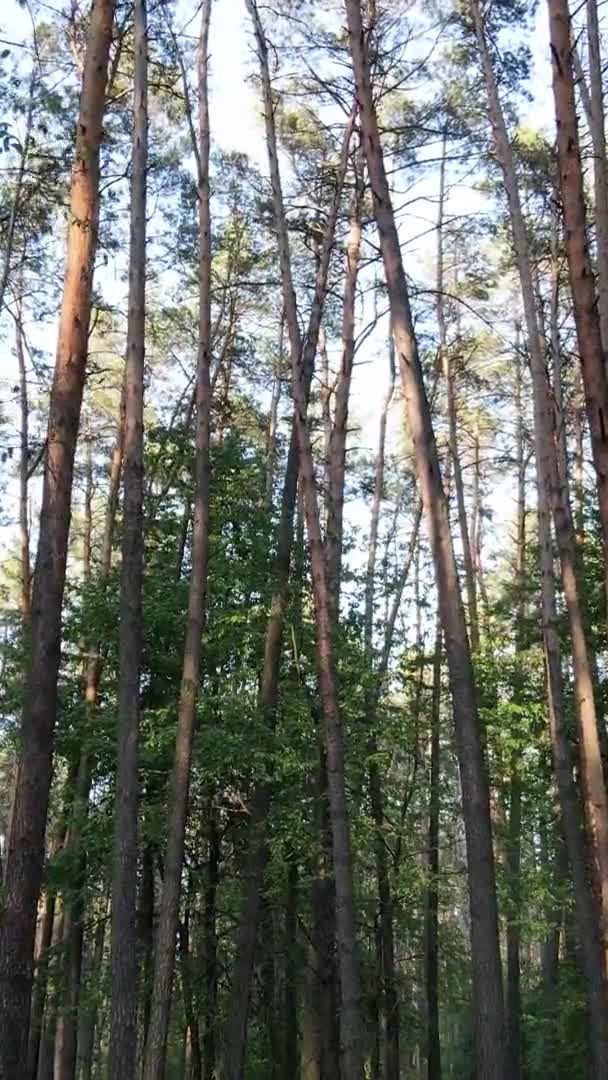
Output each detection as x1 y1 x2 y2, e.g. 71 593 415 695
142 4 212 1077
220 79 355 1080
109 0 148 1071
425 617 442 1080
0 5 115 1074
245 3 364 1076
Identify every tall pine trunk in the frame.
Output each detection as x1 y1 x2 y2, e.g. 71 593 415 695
109 0 147 1071
221 24 354 1070
142 6 211 1077
425 620 442 1080
585 0 608 355
0 6 115 1074
345 4 506 1075
436 131 478 650
245 4 364 1075
549 0 608 608
473 0 608 985
16 288 31 622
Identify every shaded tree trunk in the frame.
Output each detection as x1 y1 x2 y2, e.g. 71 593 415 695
325 150 362 614
143 7 211 1077
246 4 364 1073
15 289 31 622
138 843 155 1057
346 4 506 1075
549 0 608 608
36 904 65 1080
425 619 442 1080
179 904 202 1080
221 14 355 1069
473 0 608 1027
585 0 608 356
505 345 527 1080
436 130 478 650
0 7 115 1072
362 342 401 1080
77 901 108 1080
54 753 91 1080
0 61 36 317
203 808 220 1080
284 856 299 1080
110 0 147 1072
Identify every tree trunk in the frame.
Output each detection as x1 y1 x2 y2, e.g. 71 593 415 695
540 482 608 1074
27 888 56 1080
292 283 364 1080
585 0 608 357
284 856 299 1080
362 341 403 1080
325 152 362 614
346 4 506 1075
247 4 364 1074
54 753 91 1080
0 7 115 1072
505 346 527 1080
142 8 210 1078
436 130 478 650
179 906 202 1080
425 619 442 1080
138 843 155 1057
221 11 354 1070
473 0 608 1001
549 0 608 608
109 1 147 1073
15 290 31 622
77 901 108 1080
55 392 123 1080
203 808 220 1080
36 904 64 1080
0 62 36 317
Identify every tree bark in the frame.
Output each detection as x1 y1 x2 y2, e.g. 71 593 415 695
0 7 115 1073
346 4 506 1075
549 0 608 609
142 7 210 1078
110 0 147 1072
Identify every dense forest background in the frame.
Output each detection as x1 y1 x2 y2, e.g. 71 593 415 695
1 0 608 1077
